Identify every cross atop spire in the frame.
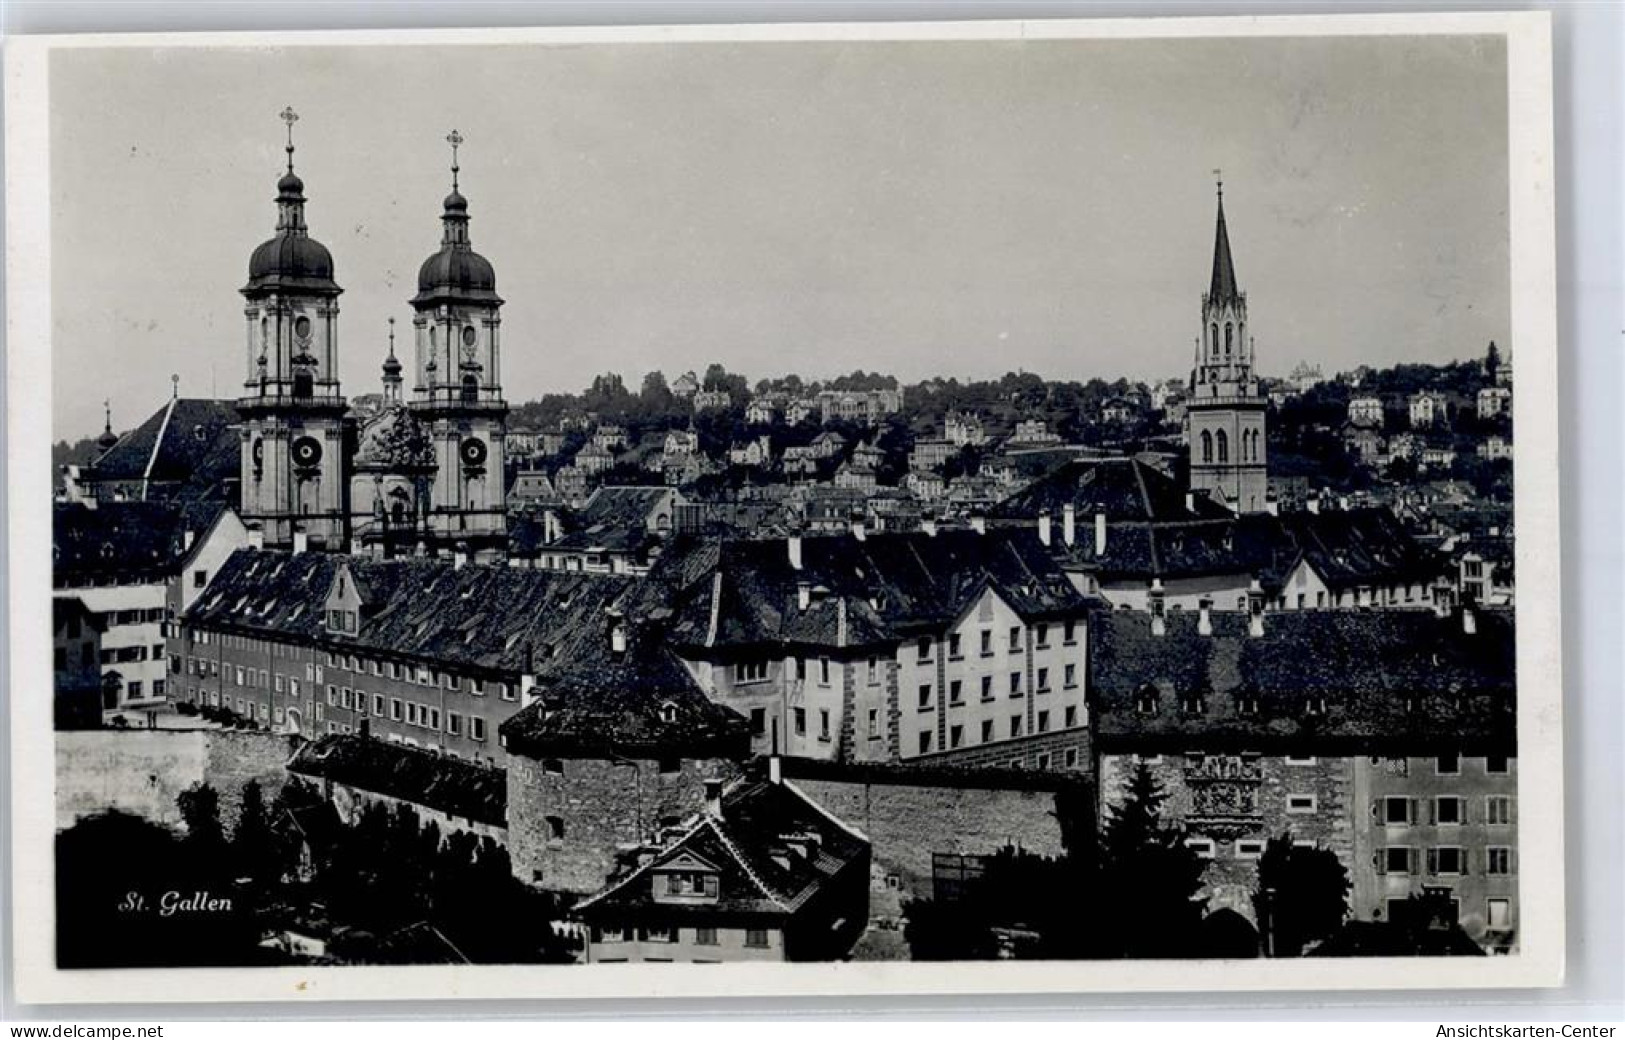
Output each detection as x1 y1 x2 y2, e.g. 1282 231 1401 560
387 316 396 357
1208 175 1240 306
280 106 299 174
446 129 463 192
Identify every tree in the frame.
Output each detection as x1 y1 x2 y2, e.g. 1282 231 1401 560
176 782 228 869
1090 760 1209 958
231 779 276 887
1253 834 1350 956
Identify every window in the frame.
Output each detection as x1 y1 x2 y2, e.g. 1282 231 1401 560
867 708 880 739
1436 753 1460 775
1486 796 1512 825
695 928 718 946
916 637 932 662
1064 705 1078 728
1485 847 1512 875
949 679 963 705
1181 694 1205 715
866 657 879 684
749 708 766 736
1431 846 1464 875
1237 840 1266 859
390 698 403 721
1435 796 1463 825
470 717 487 742
643 926 674 943
819 658 831 685
545 815 566 842
1063 664 1077 688
1037 710 1050 733
918 684 933 711
340 687 352 710
1186 838 1216 859
981 720 995 744
1037 667 1050 692
1485 754 1510 774
793 708 806 737
447 712 462 736
542 758 564 776
1009 672 1022 695
1383 797 1412 824
818 710 831 742
1010 715 1023 739
1384 846 1413 874
950 724 964 749
948 634 962 659
1064 748 1078 769
1035 624 1049 648
1009 627 1021 651
918 730 933 755
1063 620 1077 645
734 660 769 684
1135 687 1158 715
1287 794 1317 814
745 929 769 949
1487 899 1512 929
979 630 993 656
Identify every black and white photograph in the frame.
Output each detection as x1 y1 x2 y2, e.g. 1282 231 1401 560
6 12 1563 1004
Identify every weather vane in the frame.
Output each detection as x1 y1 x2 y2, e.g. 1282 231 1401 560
387 316 396 355
279 106 300 174
1213 167 1223 198
446 129 464 191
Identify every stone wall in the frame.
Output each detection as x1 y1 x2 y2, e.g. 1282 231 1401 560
506 752 740 896
782 757 1087 958
55 728 297 832
914 726 1092 774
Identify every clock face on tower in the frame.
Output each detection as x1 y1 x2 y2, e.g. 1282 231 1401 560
459 437 488 468
291 436 323 468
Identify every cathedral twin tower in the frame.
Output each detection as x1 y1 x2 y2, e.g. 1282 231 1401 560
237 110 509 558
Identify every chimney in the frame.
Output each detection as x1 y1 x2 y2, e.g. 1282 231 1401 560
1306 496 1321 515
1185 492 1196 514
608 611 627 654
1094 512 1108 556
183 529 196 552
851 517 866 541
787 533 803 571
1038 512 1052 547
453 549 469 571
921 517 938 537
1197 596 1214 636
1247 579 1266 638
1149 580 1167 637
703 778 724 818
292 529 309 555
1461 606 1477 635
768 755 782 784
1264 496 1279 516
247 525 265 551
797 581 811 611
970 514 986 535
1062 504 1076 547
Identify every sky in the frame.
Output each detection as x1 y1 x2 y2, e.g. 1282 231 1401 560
49 32 1509 440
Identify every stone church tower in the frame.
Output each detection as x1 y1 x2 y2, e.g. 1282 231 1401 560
237 108 349 550
1187 180 1268 514
408 131 509 558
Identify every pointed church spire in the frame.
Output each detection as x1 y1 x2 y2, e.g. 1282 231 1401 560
1208 172 1240 306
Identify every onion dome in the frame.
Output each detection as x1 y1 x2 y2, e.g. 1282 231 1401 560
96 401 119 450
412 130 502 307
243 108 340 298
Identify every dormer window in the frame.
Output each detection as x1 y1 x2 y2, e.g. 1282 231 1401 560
1304 696 1328 717
1135 685 1159 715
1181 695 1206 715
658 870 719 902
658 701 678 724
1237 694 1261 716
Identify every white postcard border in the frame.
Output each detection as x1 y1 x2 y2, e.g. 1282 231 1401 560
5 10 1562 1005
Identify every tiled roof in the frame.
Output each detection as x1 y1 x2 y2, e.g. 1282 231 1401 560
654 528 1090 653
498 629 750 760
574 777 868 921
53 501 193 582
551 486 670 553
86 398 240 487
1055 507 1440 589
1089 608 1515 754
286 733 506 828
991 457 1232 523
185 548 643 677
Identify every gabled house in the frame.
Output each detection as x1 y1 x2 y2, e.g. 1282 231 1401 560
573 773 869 963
